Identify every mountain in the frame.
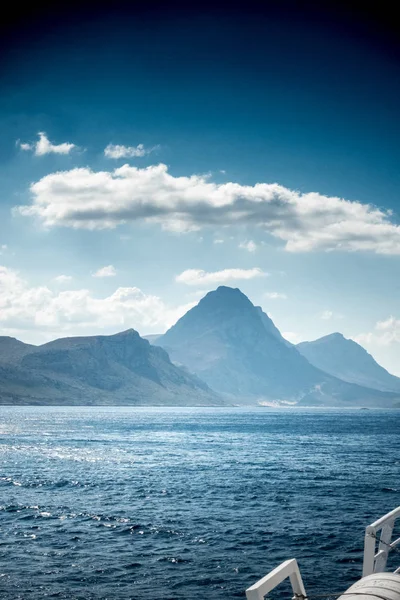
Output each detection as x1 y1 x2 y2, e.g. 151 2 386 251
255 306 293 347
297 333 400 393
0 336 34 362
0 330 223 406
158 286 400 407
159 286 319 399
143 334 162 343
1 291 398 408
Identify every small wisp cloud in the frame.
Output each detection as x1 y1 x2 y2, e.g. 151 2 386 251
239 240 257 252
176 267 267 286
92 265 117 278
265 292 287 300
104 143 158 159
18 132 76 156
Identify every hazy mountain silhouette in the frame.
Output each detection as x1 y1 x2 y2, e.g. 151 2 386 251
158 286 400 406
297 333 400 393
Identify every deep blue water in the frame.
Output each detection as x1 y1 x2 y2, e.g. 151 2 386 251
1 407 400 600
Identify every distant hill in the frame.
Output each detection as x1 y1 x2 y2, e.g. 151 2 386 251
143 334 162 343
297 333 400 393
0 330 224 406
158 286 400 407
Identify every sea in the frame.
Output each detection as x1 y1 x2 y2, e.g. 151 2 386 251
1 406 400 600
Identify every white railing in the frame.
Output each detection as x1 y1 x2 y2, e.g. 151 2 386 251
246 559 307 600
363 506 400 577
246 506 400 600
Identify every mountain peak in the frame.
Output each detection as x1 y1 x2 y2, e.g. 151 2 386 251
159 285 323 399
198 286 253 311
163 286 292 349
215 285 243 294
204 286 250 301
320 332 346 342
112 328 140 338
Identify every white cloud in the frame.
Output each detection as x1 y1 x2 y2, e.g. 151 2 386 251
0 245 7 256
239 240 257 252
265 292 287 300
185 289 210 300
0 265 190 342
16 163 400 254
213 239 224 244
355 316 400 347
92 265 116 278
320 310 334 320
18 132 76 156
320 310 344 320
54 275 73 283
104 143 157 159
353 318 400 375
282 331 302 345
175 267 267 286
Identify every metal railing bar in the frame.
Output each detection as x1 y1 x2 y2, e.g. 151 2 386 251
367 507 400 532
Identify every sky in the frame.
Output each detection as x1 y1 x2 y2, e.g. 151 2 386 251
0 1 400 374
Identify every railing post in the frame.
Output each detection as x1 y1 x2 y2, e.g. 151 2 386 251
289 564 307 600
363 508 400 576
375 520 395 573
363 527 376 577
247 507 400 600
246 559 307 600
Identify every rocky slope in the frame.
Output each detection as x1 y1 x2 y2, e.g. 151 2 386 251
297 333 400 393
0 329 223 406
158 287 400 407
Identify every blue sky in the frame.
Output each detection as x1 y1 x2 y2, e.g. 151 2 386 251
0 3 400 374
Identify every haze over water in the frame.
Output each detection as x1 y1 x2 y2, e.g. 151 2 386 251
1 406 399 599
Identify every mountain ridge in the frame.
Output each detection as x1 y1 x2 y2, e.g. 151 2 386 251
1 288 399 408
158 286 400 407
297 332 400 393
0 329 224 406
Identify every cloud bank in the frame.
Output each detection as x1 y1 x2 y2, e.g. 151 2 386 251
0 266 192 342
16 163 400 254
356 316 400 347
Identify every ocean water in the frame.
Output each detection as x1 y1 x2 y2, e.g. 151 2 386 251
1 407 400 600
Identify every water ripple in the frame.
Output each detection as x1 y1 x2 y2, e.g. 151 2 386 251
0 406 399 599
